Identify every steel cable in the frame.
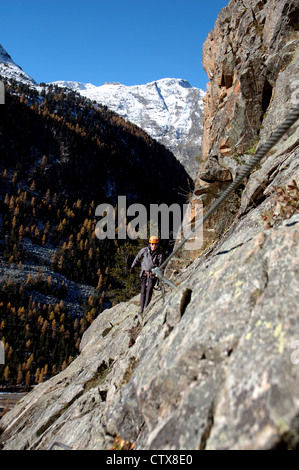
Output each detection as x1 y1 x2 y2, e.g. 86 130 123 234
152 103 299 286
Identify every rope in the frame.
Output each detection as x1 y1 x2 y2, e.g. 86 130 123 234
152 103 299 287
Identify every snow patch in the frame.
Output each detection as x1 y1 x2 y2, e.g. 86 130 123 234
0 44 36 86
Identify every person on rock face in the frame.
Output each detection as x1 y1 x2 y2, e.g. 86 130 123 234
130 236 164 315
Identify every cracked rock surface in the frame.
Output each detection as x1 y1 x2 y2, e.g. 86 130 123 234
1 0 299 450
0 206 298 450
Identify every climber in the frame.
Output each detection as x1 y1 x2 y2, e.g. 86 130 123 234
130 236 164 315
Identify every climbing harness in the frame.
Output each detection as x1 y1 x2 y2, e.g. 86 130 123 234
152 103 299 291
143 270 153 287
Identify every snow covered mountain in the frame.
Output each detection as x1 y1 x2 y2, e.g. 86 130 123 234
0 44 36 86
51 79 205 179
0 43 204 180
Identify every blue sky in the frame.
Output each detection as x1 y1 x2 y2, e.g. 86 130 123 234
1 0 228 91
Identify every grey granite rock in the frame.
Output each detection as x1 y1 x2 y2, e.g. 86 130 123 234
1 0 298 451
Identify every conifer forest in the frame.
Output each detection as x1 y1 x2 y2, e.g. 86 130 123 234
0 81 190 390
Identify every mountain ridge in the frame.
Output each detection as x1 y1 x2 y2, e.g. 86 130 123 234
0 43 205 180
0 44 36 86
50 78 205 180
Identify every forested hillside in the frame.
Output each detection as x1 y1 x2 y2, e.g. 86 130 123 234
1 81 191 206
0 81 190 390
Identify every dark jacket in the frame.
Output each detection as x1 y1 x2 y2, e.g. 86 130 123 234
131 245 164 277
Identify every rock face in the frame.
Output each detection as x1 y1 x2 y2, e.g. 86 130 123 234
1 0 299 451
201 0 298 160
1 211 298 450
186 0 299 258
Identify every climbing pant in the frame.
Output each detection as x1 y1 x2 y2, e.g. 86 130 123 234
140 271 157 311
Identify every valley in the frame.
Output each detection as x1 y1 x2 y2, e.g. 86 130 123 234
0 67 191 392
